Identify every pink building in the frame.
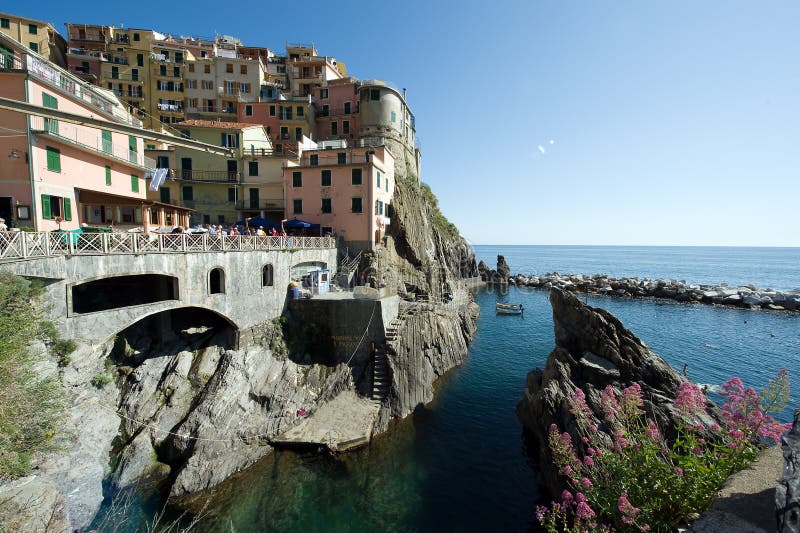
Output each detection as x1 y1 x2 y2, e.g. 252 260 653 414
0 34 189 231
283 143 394 251
313 78 359 141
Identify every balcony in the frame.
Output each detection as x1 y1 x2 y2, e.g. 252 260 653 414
316 103 358 117
29 115 155 170
0 47 142 128
104 73 144 83
68 48 109 61
176 169 239 182
236 199 284 211
157 102 184 112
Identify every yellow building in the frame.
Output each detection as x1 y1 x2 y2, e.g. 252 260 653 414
0 11 67 67
158 120 272 226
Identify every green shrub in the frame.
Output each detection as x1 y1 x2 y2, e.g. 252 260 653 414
0 273 65 479
53 339 77 367
91 374 112 388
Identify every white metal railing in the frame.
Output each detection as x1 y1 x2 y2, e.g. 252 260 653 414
0 232 335 262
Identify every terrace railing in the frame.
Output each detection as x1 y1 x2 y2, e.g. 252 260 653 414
0 231 335 262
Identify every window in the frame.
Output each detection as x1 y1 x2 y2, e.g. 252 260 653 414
351 197 363 213
131 174 139 193
226 63 233 73
338 152 346 165
128 135 137 163
249 161 258 176
293 199 303 214
159 187 170 203
320 88 328 99
351 168 362 185
29 43 38 53
310 154 318 166
182 186 193 201
42 93 58 134
187 79 196 89
40 194 72 221
176 52 183 64
241 83 250 93
240 64 247 74
321 104 329 116
344 101 351 114
188 63 194 72
0 19 9 29
159 65 166 76
269 105 275 116
173 66 180 77
209 268 225 295
330 121 338 135
204 64 211 74
377 200 384 215
46 146 60 172
29 24 38 35
377 170 381 188
391 111 397 123
133 33 140 41
292 171 302 187
296 106 304 117
321 198 332 213
245 104 253 116
105 166 111 186
386 177 389 192
295 127 302 141
131 69 139 81
262 264 274 287
228 187 237 202
321 170 331 186
221 133 240 148
342 120 350 135
202 80 213 90
111 66 119 79
370 89 380 100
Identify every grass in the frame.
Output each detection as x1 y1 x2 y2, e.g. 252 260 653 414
0 272 66 479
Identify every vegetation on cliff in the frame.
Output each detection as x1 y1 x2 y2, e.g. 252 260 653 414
0 273 66 479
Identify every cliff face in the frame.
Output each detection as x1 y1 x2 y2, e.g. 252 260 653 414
2 177 481 531
517 288 718 496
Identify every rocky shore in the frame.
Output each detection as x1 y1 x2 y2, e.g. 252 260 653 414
509 272 800 312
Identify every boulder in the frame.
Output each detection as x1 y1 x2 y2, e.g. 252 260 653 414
776 408 800 532
517 288 719 497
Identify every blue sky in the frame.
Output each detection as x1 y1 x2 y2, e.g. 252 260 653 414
12 0 800 246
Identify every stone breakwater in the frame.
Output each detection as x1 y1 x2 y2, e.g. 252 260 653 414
508 272 800 312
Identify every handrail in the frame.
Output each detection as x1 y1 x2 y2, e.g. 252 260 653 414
0 232 336 263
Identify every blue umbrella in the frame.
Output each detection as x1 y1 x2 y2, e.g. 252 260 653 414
235 217 280 228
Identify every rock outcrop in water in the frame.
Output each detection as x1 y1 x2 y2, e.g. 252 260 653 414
478 255 510 284
509 272 800 312
516 288 718 496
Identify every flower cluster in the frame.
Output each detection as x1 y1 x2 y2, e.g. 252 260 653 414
537 370 791 533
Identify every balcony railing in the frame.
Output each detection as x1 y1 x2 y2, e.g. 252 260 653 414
236 199 285 211
29 115 155 170
0 232 335 262
157 103 184 112
317 104 358 117
0 45 142 128
177 169 239 182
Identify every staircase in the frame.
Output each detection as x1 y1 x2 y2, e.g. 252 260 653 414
335 251 362 289
372 344 390 401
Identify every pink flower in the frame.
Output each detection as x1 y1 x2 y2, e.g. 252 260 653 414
618 492 641 520
576 501 595 521
581 477 593 489
584 456 595 467
675 382 706 417
601 386 620 421
570 387 593 422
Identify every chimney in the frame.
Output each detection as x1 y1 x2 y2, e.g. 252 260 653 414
402 88 406 100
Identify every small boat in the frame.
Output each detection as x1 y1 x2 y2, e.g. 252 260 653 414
496 302 524 315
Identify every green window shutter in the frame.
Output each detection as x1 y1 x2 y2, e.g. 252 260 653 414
46 146 60 172
102 130 112 153
41 194 51 219
159 187 170 203
128 135 137 163
63 198 72 221
105 166 111 185
42 94 58 134
131 174 139 193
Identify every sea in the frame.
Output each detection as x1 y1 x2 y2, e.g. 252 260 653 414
103 246 800 532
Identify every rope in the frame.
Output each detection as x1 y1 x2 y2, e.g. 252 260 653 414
82 301 381 444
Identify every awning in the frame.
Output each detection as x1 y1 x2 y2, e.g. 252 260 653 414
76 188 193 214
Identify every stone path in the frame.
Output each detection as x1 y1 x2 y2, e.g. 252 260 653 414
271 390 380 452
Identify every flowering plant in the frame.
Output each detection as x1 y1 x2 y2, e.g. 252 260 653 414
537 370 790 532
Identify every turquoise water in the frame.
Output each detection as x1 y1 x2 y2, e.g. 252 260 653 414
105 246 800 531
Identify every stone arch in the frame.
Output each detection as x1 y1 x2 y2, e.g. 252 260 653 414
209 267 226 295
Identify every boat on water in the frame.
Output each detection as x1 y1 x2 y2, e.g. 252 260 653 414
496 302 524 315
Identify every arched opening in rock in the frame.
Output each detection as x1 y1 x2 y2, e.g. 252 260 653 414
71 274 178 314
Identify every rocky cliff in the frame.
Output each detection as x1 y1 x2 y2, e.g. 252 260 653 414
0 177 481 530
516 288 718 496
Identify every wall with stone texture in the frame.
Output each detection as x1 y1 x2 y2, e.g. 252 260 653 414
0 247 337 343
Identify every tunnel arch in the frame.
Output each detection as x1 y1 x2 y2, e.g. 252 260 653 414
70 273 179 315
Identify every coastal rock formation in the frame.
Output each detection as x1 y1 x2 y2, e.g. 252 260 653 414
516 288 717 495
478 255 510 284
777 408 800 532
510 272 800 312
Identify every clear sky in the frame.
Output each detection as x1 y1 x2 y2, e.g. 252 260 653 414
10 1 800 246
